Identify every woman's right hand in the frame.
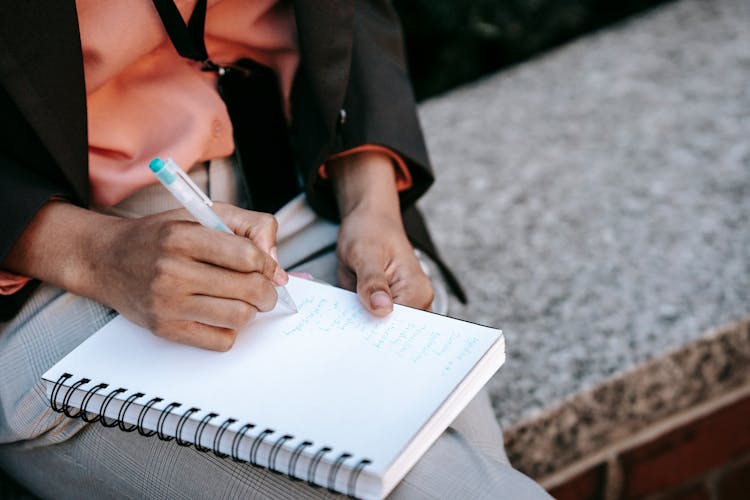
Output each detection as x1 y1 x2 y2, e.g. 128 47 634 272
2 201 286 351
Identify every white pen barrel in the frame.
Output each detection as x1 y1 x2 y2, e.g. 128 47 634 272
183 198 233 234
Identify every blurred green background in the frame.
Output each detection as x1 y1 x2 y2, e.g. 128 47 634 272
393 0 674 100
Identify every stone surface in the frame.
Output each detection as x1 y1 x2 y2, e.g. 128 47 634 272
417 0 750 430
504 318 750 478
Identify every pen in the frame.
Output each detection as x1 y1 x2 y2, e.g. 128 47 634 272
149 157 298 313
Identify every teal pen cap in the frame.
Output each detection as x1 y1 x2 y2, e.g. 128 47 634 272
149 158 176 184
148 157 164 172
149 157 220 218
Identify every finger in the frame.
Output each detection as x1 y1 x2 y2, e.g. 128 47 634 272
158 221 283 283
347 248 394 317
149 254 279 312
182 262 279 312
213 204 279 255
337 265 356 292
389 268 435 311
150 319 239 352
178 295 260 330
206 208 287 284
154 205 279 255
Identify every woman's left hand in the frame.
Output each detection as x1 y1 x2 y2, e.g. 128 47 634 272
328 151 434 316
336 204 434 316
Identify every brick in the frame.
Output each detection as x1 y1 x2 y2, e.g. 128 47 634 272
718 453 750 500
547 463 606 500
661 483 711 500
620 395 750 498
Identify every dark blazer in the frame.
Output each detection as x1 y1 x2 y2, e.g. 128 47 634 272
0 0 464 320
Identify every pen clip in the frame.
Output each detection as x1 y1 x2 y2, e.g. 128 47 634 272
168 158 213 206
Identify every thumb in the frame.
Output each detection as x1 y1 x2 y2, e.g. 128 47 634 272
354 255 394 317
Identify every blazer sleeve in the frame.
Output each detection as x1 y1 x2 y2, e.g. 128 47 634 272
0 84 76 319
296 0 434 220
336 0 433 199
0 84 76 263
0 151 68 320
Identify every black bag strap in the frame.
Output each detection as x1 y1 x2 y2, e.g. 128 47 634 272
149 0 300 214
151 0 221 71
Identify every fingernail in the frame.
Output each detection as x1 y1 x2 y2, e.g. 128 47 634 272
274 265 288 285
370 291 392 310
270 246 279 262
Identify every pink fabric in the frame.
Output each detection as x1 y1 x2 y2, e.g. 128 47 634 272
77 0 300 207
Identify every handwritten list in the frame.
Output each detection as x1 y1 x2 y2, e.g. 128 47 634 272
280 294 482 375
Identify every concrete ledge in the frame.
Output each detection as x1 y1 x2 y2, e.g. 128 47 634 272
418 0 750 480
508 317 750 481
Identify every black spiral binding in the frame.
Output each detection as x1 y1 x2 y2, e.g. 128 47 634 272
307 446 332 487
100 386 128 427
80 383 109 423
175 407 200 446
156 402 181 440
231 423 255 462
62 377 90 418
194 412 218 452
328 452 353 492
213 417 236 458
117 392 145 432
268 434 293 473
137 397 162 437
250 428 274 467
50 374 372 498
288 440 312 481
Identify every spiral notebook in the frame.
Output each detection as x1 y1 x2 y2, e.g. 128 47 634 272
42 277 504 499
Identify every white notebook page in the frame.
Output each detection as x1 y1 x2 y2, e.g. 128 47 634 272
43 276 502 479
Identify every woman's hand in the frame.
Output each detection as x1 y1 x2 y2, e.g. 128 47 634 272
3 201 286 351
96 204 287 350
328 151 434 316
336 206 434 315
